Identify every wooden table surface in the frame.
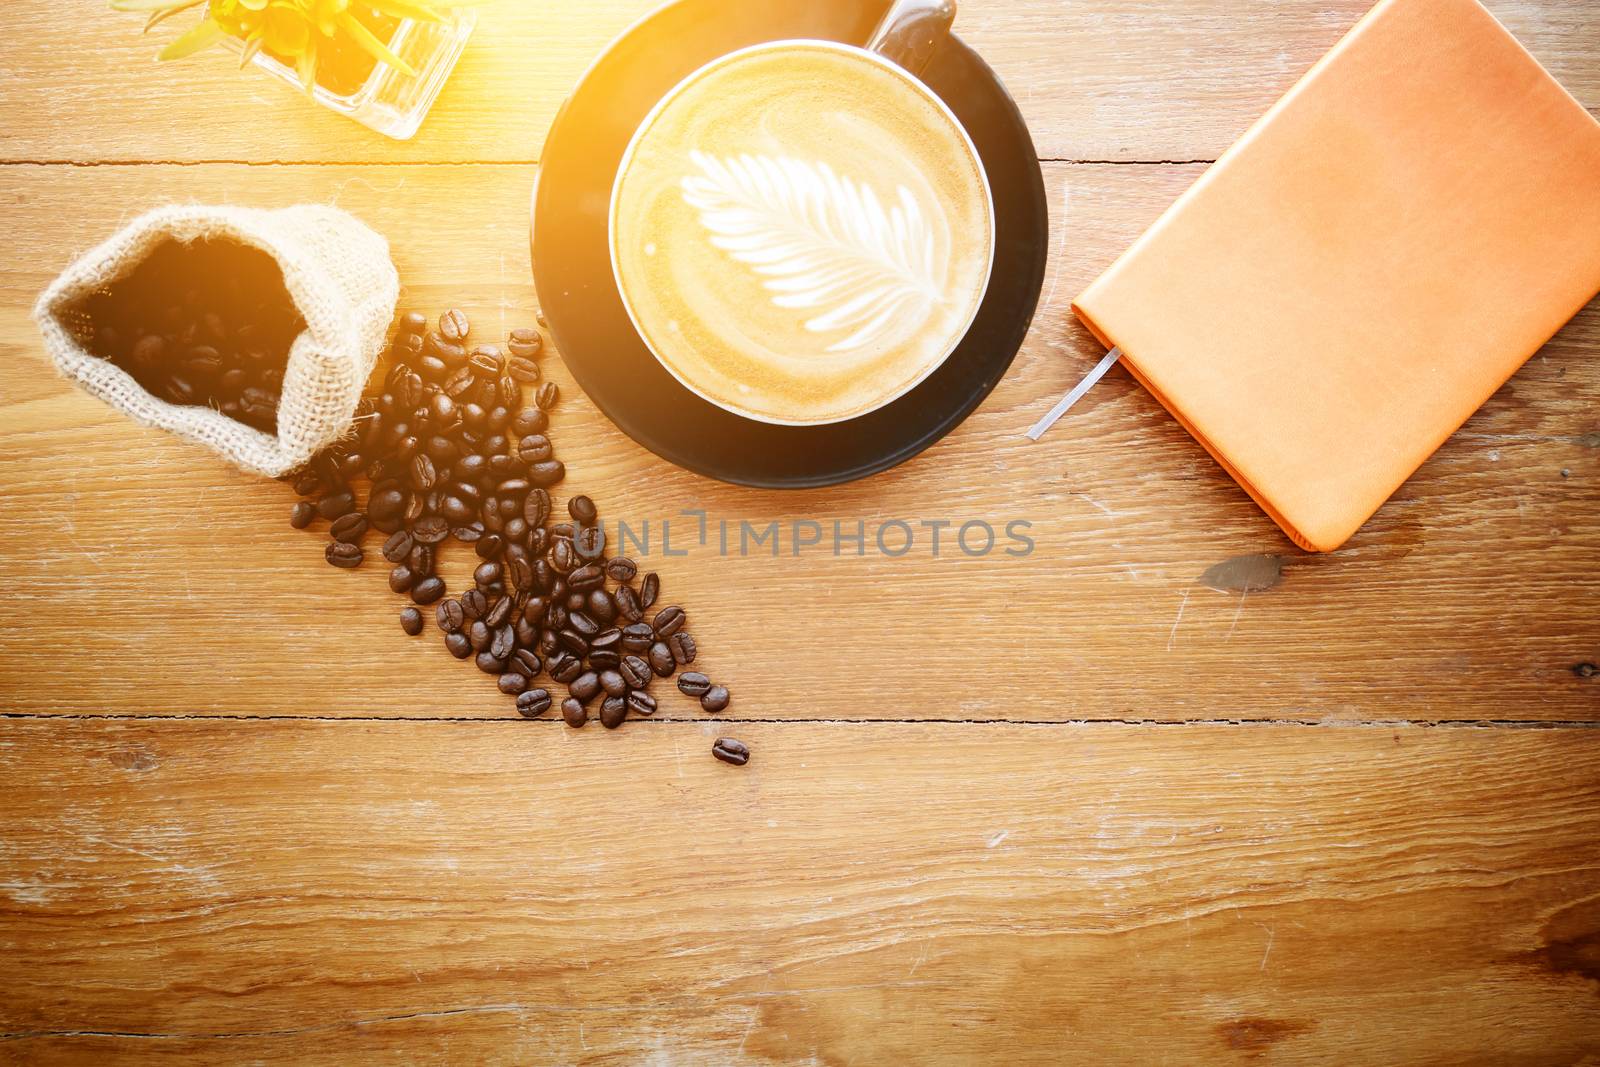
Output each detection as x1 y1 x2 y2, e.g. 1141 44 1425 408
2 1 1598 1063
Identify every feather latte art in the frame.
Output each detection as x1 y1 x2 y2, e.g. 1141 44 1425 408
610 42 994 425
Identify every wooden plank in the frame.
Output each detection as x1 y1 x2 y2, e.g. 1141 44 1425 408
1 161 1596 721
1 0 1595 164
0 719 1598 1064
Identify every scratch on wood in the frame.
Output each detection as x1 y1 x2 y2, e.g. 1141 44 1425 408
1166 589 1189 651
986 830 1010 849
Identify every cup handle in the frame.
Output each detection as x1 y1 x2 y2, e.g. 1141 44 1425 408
866 0 955 78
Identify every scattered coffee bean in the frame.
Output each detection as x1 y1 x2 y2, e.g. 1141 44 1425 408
517 688 552 717
498 672 528 696
476 651 506 675
389 564 415 593
326 541 363 569
436 599 465 633
649 642 676 677
439 308 470 343
410 576 446 604
330 512 368 544
678 672 712 697
600 694 628 729
599 669 627 697
668 632 697 665
639 572 660 609
627 690 657 717
605 556 637 583
445 631 472 659
701 685 730 712
318 490 355 519
712 738 749 766
620 655 652 689
562 697 588 728
290 501 315 528
400 607 424 635
382 529 414 563
535 381 559 410
548 651 583 683
569 671 601 703
652 605 686 638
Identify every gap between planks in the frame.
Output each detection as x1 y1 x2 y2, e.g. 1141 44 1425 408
2 712 1598 729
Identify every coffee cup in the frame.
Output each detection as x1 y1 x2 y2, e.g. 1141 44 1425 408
608 0 996 426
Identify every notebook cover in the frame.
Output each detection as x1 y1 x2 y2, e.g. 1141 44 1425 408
1071 0 1600 552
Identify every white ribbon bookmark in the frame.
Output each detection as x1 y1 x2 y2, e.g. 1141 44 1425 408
1025 346 1123 440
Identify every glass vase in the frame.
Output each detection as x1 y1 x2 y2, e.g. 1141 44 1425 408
229 11 477 140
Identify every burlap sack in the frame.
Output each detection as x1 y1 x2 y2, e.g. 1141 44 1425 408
33 203 399 477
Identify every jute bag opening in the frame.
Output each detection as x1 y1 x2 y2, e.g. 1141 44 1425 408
33 203 400 477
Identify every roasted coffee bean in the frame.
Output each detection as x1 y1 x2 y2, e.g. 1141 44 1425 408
317 490 355 519
330 512 368 543
508 327 543 357
444 366 476 397
536 381 559 410
568 563 604 593
613 584 642 623
605 556 638 583
408 543 434 576
521 596 549 625
503 516 529 544
490 624 516 661
574 525 605 560
474 561 502 588
620 655 652 689
548 651 583 683
512 408 548 437
400 607 424 635
543 600 568 630
389 564 415 593
587 589 617 623
649 642 676 677
517 687 553 717
528 457 567 487
445 630 472 659
468 619 492 652
496 478 531 499
369 488 406 528
558 629 590 656
410 454 437 491
505 355 540 383
290 501 316 528
476 651 506 674
550 538 577 574
292 470 322 496
561 697 588 728
468 345 502 378
627 690 657 717
678 672 713 697
668 632 698 665
568 495 597 525
497 672 528 696
569 671 601 703
440 495 474 525
701 685 730 712
417 353 448 380
569 611 600 638
589 650 621 671
533 559 557 594
411 576 446 604
509 648 541 677
326 541 363 569
550 522 575 542
485 596 514 629
506 554 534 593
523 487 551 528
497 375 522 408
460 588 488 620
712 738 749 766
621 622 656 653
600 694 629 729
598 669 628 698
436 599 466 633
514 616 539 649
453 524 483 544
639 572 660 609
652 605 686 638
476 532 506 560
400 309 429 334
565 591 586 612
439 308 470 343
412 515 450 544
516 434 552 465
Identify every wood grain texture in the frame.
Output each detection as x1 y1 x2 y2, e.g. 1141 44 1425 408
1 162 1596 720
1 0 1595 164
1 718 1599 1065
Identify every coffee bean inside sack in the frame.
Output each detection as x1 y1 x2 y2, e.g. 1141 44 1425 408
284 308 741 761
67 239 305 435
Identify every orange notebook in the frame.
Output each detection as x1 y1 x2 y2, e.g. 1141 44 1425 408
1071 0 1600 552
